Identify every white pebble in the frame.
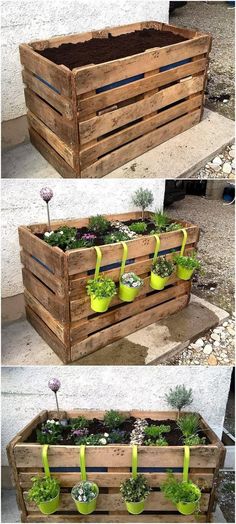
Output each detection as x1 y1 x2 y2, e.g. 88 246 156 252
212 156 222 166
227 327 235 336
222 162 232 174
211 333 220 341
203 344 212 355
223 322 229 327
213 341 220 347
195 338 204 347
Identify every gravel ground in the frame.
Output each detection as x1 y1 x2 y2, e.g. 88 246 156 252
170 1 235 120
192 143 235 179
164 194 235 365
216 471 235 524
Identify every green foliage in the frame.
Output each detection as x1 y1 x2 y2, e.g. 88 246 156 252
184 434 206 446
71 481 97 503
104 410 125 429
129 221 147 234
120 272 143 288
88 215 110 234
74 433 108 446
161 472 201 504
36 420 63 445
177 414 206 445
104 231 130 244
120 474 151 503
165 385 193 415
69 417 90 430
86 276 117 299
151 211 182 234
43 226 95 250
28 476 60 505
132 188 154 219
108 430 127 443
144 424 170 446
174 252 201 271
152 256 174 278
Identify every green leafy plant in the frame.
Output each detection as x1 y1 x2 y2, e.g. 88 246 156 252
36 420 63 444
43 226 94 250
74 433 109 446
132 188 154 220
120 474 151 503
86 276 117 299
165 385 193 419
71 481 97 503
174 252 202 271
88 215 110 235
152 256 174 278
108 430 127 443
129 222 147 234
144 424 170 446
184 434 206 446
104 410 125 429
69 417 90 430
161 472 201 505
177 414 206 445
104 231 130 244
120 272 143 289
151 211 182 234
28 476 60 505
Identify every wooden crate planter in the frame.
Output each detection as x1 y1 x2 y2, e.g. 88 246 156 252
18 212 200 364
19 21 212 178
7 409 225 523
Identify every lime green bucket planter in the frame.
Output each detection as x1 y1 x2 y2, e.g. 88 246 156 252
72 484 99 515
176 265 195 281
125 499 145 515
119 283 140 302
176 496 200 515
38 490 60 515
90 295 112 313
150 271 170 290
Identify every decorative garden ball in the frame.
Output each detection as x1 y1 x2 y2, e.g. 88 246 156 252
40 187 53 202
48 378 61 393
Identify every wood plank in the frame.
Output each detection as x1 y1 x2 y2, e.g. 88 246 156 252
81 109 201 178
18 226 64 276
19 44 71 97
24 513 207 523
80 96 202 167
79 76 204 143
24 289 67 343
26 305 69 363
27 111 75 167
22 69 73 118
20 250 65 296
29 128 77 178
14 443 220 468
28 212 147 233
74 36 210 94
71 294 190 360
25 88 75 146
78 58 207 117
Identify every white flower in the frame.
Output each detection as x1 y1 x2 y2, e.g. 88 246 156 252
104 433 109 437
44 231 54 237
59 231 64 235
99 438 107 445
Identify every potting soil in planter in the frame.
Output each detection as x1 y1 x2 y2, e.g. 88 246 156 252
37 29 188 70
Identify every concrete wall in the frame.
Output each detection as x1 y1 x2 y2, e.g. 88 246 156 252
1 0 169 147
1 179 165 299
2 365 232 465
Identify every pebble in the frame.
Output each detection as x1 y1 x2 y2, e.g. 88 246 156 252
212 156 222 165
229 149 235 158
227 327 235 336
211 333 220 341
213 341 220 347
195 338 204 347
203 344 212 355
222 162 232 174
208 355 218 366
223 322 229 327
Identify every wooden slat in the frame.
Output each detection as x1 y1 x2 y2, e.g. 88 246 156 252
22 69 73 118
80 95 202 167
26 306 69 364
79 76 204 143
24 289 67 343
18 226 64 276
27 111 75 167
81 110 201 178
78 58 207 117
28 212 147 233
20 250 65 296
29 128 77 178
19 44 71 97
74 36 210 94
24 513 207 523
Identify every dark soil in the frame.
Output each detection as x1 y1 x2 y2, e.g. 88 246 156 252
27 417 210 446
38 29 187 70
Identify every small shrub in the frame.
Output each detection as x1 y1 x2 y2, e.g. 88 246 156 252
165 385 193 418
108 430 127 443
70 417 90 430
28 476 59 505
161 472 201 505
151 211 182 233
71 481 97 503
44 226 95 250
174 252 201 271
152 256 174 278
86 276 117 299
104 231 130 244
104 410 125 429
120 272 144 288
74 433 109 446
120 474 151 503
36 420 63 445
129 222 147 234
88 215 110 234
132 188 154 220
144 424 170 446
177 414 206 445
184 434 206 446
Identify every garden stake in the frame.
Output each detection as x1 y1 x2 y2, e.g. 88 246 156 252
71 445 99 514
125 445 146 515
176 446 201 516
119 242 141 302
38 444 60 515
150 234 171 290
89 246 113 312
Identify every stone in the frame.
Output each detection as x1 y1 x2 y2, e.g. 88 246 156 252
213 341 220 347
209 164 221 172
212 156 222 166
203 344 212 355
229 149 235 158
208 355 218 366
223 322 229 327
195 338 204 347
227 327 235 336
211 333 220 341
222 162 232 174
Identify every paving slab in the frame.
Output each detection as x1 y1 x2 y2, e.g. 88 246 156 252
2 110 234 179
1 294 229 367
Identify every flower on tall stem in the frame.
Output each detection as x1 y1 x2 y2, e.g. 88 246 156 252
40 187 53 231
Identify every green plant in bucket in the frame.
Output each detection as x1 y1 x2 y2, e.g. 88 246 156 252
71 481 99 515
161 472 201 516
150 256 174 290
174 251 202 281
86 275 116 313
119 272 144 302
120 474 151 515
28 476 60 515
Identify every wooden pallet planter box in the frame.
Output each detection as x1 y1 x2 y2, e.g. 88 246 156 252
7 409 225 523
19 21 212 178
18 212 200 364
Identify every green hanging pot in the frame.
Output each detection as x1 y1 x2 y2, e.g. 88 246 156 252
150 271 170 290
125 499 145 515
119 282 140 302
72 483 99 515
176 495 201 516
90 295 112 313
38 491 60 515
176 265 195 281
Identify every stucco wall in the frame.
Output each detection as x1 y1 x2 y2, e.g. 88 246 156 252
1 179 165 298
1 0 169 122
2 365 232 464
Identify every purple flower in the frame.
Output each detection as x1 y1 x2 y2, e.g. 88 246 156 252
73 429 88 437
82 234 96 241
40 187 53 203
48 378 61 393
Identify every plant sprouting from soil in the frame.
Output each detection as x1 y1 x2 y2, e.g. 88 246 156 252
36 420 63 444
40 187 53 231
129 221 147 234
144 424 170 446
177 414 206 445
28 475 60 505
104 410 125 429
132 188 154 220
165 385 193 419
88 215 110 235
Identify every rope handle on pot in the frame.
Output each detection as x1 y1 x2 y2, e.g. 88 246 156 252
183 445 190 483
131 445 138 479
80 444 87 482
120 241 128 280
94 246 102 280
152 234 161 264
180 228 188 257
42 444 50 478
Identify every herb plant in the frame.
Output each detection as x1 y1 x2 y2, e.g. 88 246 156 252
177 414 206 445
152 256 174 278
144 424 170 446
132 188 154 220
174 252 201 271
36 420 63 444
120 474 151 503
161 472 201 504
28 476 60 504
104 410 125 429
165 385 193 418
104 231 130 244
151 211 181 234
44 226 94 250
70 417 90 430
129 222 147 234
71 481 98 503
88 215 110 235
86 276 117 299
120 272 144 288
